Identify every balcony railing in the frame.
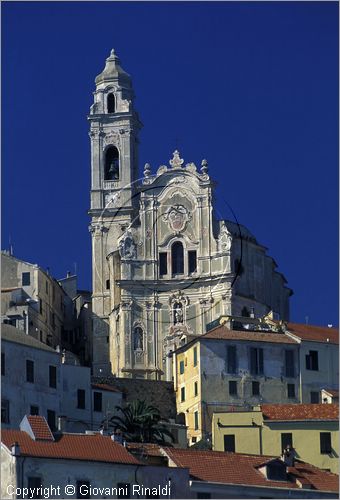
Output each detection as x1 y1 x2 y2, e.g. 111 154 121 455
103 180 119 190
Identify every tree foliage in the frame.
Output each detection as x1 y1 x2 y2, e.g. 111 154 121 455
106 400 175 444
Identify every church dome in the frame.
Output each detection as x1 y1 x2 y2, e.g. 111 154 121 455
95 49 131 87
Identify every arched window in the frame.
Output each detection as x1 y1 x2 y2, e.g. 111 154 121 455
133 327 143 351
172 241 184 275
107 93 115 113
104 146 119 180
173 302 183 325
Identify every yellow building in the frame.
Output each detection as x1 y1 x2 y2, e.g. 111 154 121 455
212 403 339 473
173 324 301 445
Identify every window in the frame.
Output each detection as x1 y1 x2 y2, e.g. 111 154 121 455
27 477 42 499
1 352 5 376
197 494 211 499
229 381 237 396
106 279 110 290
306 350 318 371
93 392 102 412
194 411 199 430
22 272 30 286
227 345 237 373
77 389 86 409
180 387 185 402
39 298 43 314
267 462 287 481
76 480 90 499
310 391 320 404
287 384 295 399
179 360 185 374
159 252 168 276
26 360 34 383
194 381 198 397
188 250 197 273
46 281 48 294
133 327 143 351
47 410 56 431
172 241 184 274
30 405 39 415
250 347 263 375
105 146 119 180
40 331 43 342
117 484 131 499
107 93 115 113
193 347 198 367
320 432 332 454
49 366 57 388
224 434 235 452
241 306 250 317
252 381 260 396
285 350 295 377
281 433 293 452
1 399 9 423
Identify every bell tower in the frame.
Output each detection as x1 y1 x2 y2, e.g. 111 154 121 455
88 49 142 375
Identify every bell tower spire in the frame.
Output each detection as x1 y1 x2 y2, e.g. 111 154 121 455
88 50 142 375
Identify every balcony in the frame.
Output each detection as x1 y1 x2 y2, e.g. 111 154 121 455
102 180 119 190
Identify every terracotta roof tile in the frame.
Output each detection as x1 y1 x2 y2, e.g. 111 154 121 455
27 416 55 441
261 404 339 421
286 322 338 344
202 325 298 344
163 448 338 492
2 430 140 465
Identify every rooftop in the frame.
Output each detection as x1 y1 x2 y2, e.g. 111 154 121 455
203 325 298 344
261 403 339 421
1 323 58 353
286 322 339 345
163 448 339 492
2 430 140 465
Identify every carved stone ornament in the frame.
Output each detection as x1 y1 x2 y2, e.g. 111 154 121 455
105 192 121 208
157 165 168 176
121 100 131 112
118 231 137 259
169 150 184 169
104 131 120 146
218 221 232 251
88 223 108 236
185 162 197 173
163 204 191 233
169 290 189 306
168 176 186 185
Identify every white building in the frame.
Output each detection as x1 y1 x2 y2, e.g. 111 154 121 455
1 324 121 432
88 50 292 380
1 415 190 499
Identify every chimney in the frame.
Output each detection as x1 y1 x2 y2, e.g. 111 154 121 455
250 307 255 319
11 442 20 456
282 445 296 467
111 431 123 444
67 271 71 278
57 415 67 433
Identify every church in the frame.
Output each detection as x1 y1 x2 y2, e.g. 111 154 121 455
88 50 292 379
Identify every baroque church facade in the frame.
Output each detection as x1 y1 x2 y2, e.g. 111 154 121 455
88 50 292 379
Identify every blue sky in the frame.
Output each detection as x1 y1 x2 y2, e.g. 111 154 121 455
2 2 338 326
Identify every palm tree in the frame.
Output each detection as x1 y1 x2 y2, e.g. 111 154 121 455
106 400 175 444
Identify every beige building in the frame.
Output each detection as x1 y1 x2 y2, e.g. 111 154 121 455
283 322 339 404
212 404 339 474
1 252 68 348
89 50 292 380
173 320 301 445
